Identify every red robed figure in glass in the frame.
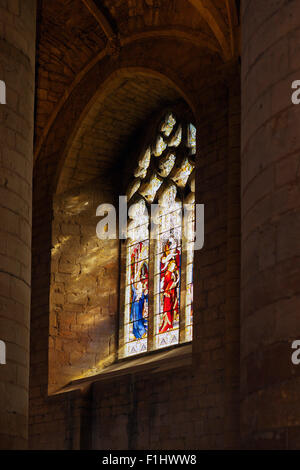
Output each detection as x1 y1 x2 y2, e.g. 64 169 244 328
159 239 180 333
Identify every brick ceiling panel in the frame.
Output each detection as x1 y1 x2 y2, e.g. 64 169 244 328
34 0 238 175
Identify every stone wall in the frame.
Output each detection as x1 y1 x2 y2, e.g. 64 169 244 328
49 177 118 393
0 0 36 449
29 73 241 449
241 0 300 449
90 365 195 450
193 75 241 448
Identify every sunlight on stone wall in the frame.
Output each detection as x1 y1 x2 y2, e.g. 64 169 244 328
49 177 119 393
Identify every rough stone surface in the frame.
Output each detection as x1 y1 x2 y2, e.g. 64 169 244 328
0 0 36 450
29 68 241 448
241 0 300 449
28 0 242 449
49 178 118 393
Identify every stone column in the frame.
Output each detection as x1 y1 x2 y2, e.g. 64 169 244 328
241 0 300 448
225 67 241 449
0 0 36 449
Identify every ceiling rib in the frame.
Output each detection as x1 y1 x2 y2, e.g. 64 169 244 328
81 0 116 41
188 0 231 60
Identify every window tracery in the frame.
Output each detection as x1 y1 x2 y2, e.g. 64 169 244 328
121 110 196 357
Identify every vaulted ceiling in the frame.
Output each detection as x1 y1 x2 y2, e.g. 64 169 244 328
34 0 240 192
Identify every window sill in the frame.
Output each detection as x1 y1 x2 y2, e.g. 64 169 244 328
55 342 192 395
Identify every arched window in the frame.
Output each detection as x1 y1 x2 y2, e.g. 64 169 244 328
121 111 196 358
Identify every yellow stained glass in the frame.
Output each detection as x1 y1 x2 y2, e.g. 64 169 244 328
188 123 196 154
161 113 176 137
134 148 151 179
171 158 194 188
169 126 182 147
139 174 163 203
153 136 167 157
158 152 176 177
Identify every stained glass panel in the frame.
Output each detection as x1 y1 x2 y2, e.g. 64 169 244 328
153 136 167 157
123 111 196 358
185 245 194 342
125 240 149 356
185 197 195 342
188 123 196 154
161 113 176 137
128 199 149 242
171 158 194 188
139 173 163 203
134 167 147 179
154 203 182 350
169 125 182 147
158 152 176 177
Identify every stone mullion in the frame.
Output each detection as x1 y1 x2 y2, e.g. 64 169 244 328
225 66 241 449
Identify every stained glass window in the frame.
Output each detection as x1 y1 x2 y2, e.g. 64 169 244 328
169 125 182 147
139 173 163 203
185 192 195 342
171 157 194 188
161 113 176 137
154 187 182 349
122 111 196 358
154 135 167 157
158 152 176 177
125 199 149 356
134 148 151 178
188 123 196 155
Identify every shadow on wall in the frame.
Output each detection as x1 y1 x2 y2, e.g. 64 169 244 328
49 176 119 394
